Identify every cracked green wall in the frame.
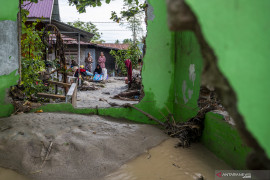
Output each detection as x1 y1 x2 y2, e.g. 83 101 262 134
186 0 270 159
0 1 19 117
172 30 251 169
174 31 202 122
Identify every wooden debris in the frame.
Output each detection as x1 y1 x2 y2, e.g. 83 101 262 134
124 103 215 148
0 126 12 132
112 96 139 101
40 141 53 169
124 103 165 126
116 90 140 97
47 80 71 88
37 93 66 100
78 85 99 91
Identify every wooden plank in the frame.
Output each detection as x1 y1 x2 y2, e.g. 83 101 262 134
72 83 77 107
37 93 66 100
67 83 77 96
47 80 71 88
66 83 77 106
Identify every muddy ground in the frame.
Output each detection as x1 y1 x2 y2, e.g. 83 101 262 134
76 77 139 108
0 113 168 180
106 138 231 180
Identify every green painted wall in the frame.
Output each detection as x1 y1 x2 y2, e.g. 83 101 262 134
201 112 251 169
174 31 203 121
172 30 250 169
0 1 19 117
186 0 270 158
0 1 18 21
0 71 20 117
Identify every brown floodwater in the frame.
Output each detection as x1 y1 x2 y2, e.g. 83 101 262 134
0 138 231 180
105 138 232 180
0 167 29 180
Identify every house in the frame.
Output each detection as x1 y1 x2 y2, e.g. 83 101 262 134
62 37 129 73
22 0 94 60
22 0 128 73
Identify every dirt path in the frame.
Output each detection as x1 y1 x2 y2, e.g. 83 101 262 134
76 77 138 108
0 113 168 180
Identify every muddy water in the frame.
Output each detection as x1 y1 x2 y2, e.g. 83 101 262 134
105 138 232 180
0 168 29 180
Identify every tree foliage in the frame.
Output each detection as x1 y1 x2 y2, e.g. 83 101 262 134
21 9 46 98
123 38 132 44
111 1 145 43
110 42 142 75
67 20 104 43
67 0 141 14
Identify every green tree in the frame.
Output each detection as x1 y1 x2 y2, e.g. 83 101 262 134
20 9 46 98
111 1 146 43
123 38 132 44
110 42 141 75
67 0 141 13
67 20 105 43
115 40 120 44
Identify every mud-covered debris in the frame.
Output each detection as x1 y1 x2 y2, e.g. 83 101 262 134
10 85 25 100
112 90 140 101
129 77 141 90
12 100 42 114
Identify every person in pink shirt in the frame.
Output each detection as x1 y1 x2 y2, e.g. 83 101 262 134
98 52 106 68
98 52 107 80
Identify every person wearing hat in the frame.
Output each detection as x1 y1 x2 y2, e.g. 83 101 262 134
74 65 87 77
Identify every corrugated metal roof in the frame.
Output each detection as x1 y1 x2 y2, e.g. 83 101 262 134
22 0 54 19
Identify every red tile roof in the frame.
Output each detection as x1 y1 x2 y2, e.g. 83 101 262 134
97 43 129 50
22 0 54 19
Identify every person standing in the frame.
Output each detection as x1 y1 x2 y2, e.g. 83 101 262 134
125 59 132 88
85 52 93 72
98 52 107 79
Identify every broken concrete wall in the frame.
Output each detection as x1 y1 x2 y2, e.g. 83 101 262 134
172 30 251 169
0 1 19 117
201 112 251 169
167 0 270 168
185 0 270 162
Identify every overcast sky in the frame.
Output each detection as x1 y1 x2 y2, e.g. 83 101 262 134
58 0 146 43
